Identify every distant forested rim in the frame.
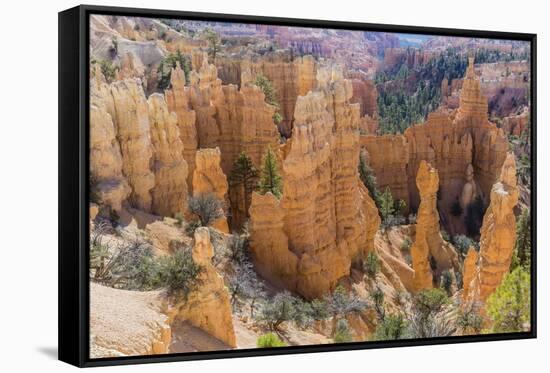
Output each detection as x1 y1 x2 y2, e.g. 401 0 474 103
375 47 529 135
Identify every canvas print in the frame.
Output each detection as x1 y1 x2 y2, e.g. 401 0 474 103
88 14 532 358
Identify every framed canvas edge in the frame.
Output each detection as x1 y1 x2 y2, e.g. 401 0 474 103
58 4 537 368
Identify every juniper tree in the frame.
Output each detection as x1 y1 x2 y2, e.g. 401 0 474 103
258 147 283 198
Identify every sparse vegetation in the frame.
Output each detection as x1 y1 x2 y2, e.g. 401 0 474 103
364 251 380 279
257 291 303 331
400 237 412 251
157 49 192 90
511 208 531 270
409 288 452 338
89 225 202 298
324 285 369 320
254 74 283 126
188 193 225 227
457 301 484 335
452 234 478 260
439 270 454 295
92 59 119 83
333 319 353 343
374 314 409 340
487 266 531 333
257 333 287 347
202 28 221 63
358 150 381 205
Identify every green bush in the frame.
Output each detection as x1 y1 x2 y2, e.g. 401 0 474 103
413 288 450 318
457 302 484 335
370 286 385 320
374 314 408 340
257 333 286 347
157 49 192 90
253 74 284 128
325 285 368 319
452 234 477 259
156 248 203 299
487 266 530 333
333 319 353 343
364 251 380 279
188 193 225 227
439 270 453 295
400 237 412 251
93 59 118 84
174 212 184 227
257 291 301 331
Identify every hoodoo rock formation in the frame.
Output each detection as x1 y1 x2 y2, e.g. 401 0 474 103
411 161 459 292
361 57 508 223
410 161 437 292
249 66 380 299
217 53 317 137
477 152 519 300
175 228 237 348
462 247 479 301
249 192 298 290
192 148 230 233
148 94 189 217
90 74 131 213
165 64 198 191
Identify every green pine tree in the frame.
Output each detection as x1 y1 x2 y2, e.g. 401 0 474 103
358 150 381 206
379 187 395 221
486 267 531 333
258 147 283 199
511 208 531 270
229 151 259 214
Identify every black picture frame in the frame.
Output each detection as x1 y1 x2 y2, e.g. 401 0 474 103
59 4 537 368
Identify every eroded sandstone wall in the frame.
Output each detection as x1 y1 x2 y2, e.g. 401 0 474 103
217 53 317 137
249 66 380 299
361 58 508 220
192 148 230 233
165 64 198 191
148 94 188 217
90 72 131 212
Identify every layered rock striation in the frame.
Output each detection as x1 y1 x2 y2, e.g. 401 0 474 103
477 153 519 300
192 148 230 233
410 161 459 292
361 58 508 222
249 66 380 299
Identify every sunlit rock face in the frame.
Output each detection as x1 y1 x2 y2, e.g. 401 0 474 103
361 57 507 231
249 66 380 299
